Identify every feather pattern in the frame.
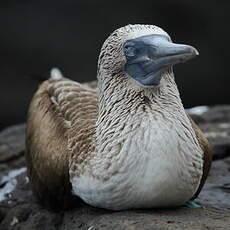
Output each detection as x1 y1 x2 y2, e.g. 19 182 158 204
25 24 211 210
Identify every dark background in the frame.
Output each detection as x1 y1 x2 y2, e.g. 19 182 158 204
0 0 229 130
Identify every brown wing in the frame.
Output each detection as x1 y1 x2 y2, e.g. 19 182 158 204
25 78 98 209
187 114 212 200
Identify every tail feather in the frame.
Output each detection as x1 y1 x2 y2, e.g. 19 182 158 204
28 67 64 83
50 68 64 80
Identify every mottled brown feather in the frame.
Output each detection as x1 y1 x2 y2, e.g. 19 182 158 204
25 78 98 209
187 114 212 200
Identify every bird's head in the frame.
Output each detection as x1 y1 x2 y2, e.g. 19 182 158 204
98 24 198 87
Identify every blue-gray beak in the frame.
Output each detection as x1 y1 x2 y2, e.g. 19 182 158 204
124 34 199 86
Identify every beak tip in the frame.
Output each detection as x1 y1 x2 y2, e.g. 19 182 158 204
190 46 199 56
195 49 199 56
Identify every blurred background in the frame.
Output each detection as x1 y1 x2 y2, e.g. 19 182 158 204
0 0 229 131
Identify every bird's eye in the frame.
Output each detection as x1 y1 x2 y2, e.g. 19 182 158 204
124 45 136 57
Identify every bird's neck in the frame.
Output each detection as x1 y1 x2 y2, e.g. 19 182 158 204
95 71 188 154
97 71 184 118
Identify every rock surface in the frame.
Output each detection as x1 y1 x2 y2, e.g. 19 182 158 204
0 106 230 229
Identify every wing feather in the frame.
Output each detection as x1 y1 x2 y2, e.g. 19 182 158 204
187 114 212 200
25 78 98 209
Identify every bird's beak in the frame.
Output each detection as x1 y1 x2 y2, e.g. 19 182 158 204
124 34 199 86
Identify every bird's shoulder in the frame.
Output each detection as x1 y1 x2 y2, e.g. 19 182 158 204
46 78 98 124
46 77 99 152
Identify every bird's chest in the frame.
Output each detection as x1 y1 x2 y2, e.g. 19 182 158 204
71 117 203 210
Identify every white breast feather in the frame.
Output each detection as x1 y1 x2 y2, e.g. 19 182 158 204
71 112 203 210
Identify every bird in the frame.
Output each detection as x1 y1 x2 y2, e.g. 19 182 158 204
25 24 212 210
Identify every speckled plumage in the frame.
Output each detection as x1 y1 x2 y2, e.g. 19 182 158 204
25 24 212 210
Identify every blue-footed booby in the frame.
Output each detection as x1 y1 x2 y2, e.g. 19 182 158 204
25 24 212 210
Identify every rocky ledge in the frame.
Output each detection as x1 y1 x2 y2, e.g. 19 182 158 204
0 105 230 230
